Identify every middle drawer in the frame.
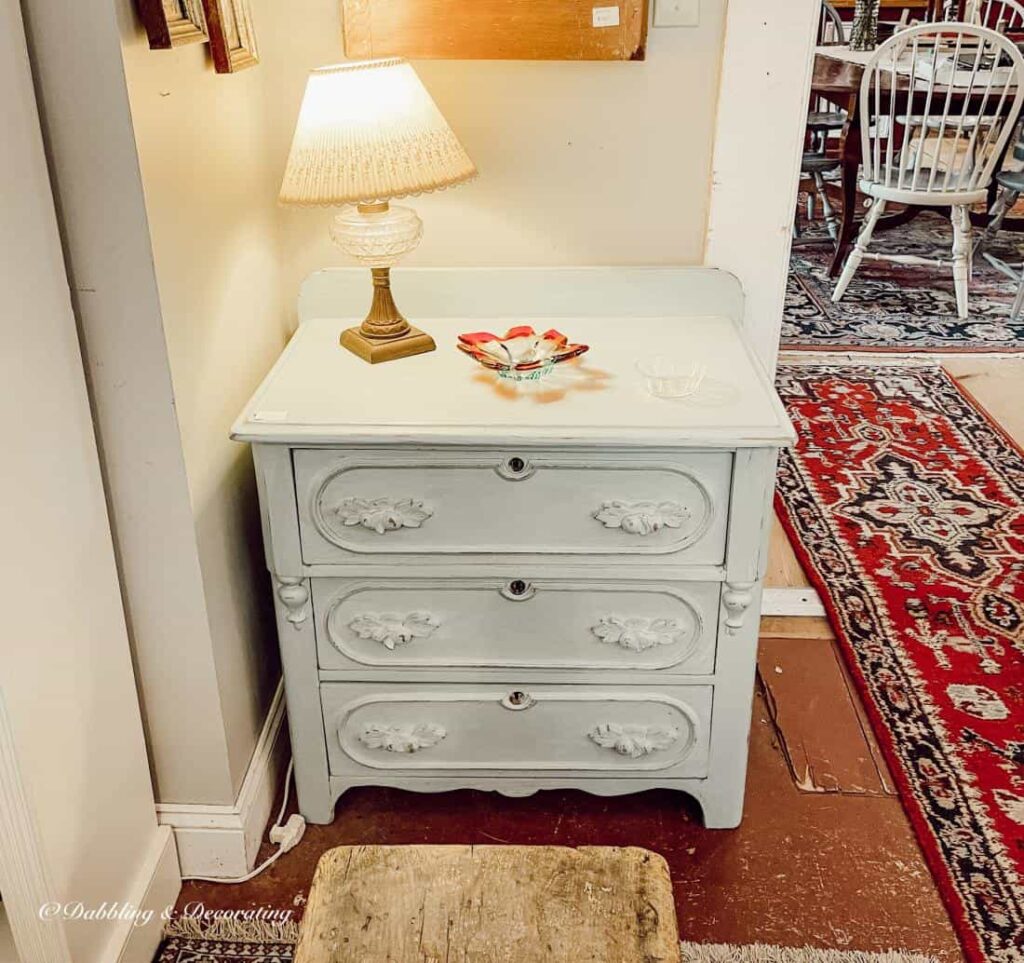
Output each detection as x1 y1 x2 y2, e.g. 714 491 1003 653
313 576 720 676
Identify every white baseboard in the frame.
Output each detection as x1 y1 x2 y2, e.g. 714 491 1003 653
156 680 288 878
761 587 826 617
113 826 180 963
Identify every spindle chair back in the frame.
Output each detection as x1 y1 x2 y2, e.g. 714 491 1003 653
833 22 1024 317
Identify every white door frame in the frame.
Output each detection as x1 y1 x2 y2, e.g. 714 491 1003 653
707 0 822 618
1 4 180 961
0 5 76 960
0 691 72 963
706 0 822 374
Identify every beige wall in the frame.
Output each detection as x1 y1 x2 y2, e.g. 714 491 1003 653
117 0 287 795
259 0 729 318
0 4 178 960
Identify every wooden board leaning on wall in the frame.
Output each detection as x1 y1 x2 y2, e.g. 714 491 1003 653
340 0 649 61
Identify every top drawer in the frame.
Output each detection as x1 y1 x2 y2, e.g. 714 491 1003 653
293 448 731 565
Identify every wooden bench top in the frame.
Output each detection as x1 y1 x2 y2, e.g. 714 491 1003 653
294 844 680 962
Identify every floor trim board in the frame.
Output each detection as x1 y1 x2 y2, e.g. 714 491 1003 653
762 587 827 617
156 680 288 878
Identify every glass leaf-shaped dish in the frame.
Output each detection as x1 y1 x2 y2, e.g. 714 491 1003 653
457 325 589 380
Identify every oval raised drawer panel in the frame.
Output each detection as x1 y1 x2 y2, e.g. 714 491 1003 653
313 578 719 674
321 683 712 777
293 449 731 564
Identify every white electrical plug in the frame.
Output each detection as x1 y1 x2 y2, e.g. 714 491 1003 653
269 813 306 853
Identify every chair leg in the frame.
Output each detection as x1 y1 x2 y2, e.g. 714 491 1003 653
951 204 972 318
1010 271 1024 323
832 198 886 303
951 204 972 320
974 189 1017 258
813 172 839 242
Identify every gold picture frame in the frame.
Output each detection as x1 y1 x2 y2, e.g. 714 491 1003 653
137 0 208 49
202 0 259 72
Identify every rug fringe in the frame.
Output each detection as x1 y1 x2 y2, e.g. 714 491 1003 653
777 353 942 367
163 915 300 944
680 943 939 963
160 922 938 962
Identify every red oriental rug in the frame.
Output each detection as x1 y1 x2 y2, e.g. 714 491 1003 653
774 364 1024 963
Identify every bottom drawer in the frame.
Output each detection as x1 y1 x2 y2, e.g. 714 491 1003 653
321 683 711 778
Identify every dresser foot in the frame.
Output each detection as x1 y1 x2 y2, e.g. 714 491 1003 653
693 784 745 829
298 790 338 825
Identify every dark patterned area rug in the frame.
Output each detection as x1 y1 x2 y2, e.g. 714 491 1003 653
153 926 938 963
774 364 1024 963
785 208 1024 352
157 935 294 962
157 919 297 962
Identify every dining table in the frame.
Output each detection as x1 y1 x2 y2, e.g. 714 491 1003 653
810 43 1022 276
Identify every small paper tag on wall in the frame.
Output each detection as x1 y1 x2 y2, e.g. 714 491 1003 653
592 5 620 27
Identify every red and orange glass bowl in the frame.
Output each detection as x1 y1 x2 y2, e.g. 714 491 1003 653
456 325 589 380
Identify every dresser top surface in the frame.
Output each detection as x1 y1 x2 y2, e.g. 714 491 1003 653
232 315 795 447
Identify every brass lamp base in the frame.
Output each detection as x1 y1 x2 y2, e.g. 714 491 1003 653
340 325 436 363
340 265 436 364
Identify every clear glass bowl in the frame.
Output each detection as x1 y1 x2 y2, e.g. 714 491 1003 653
636 357 707 399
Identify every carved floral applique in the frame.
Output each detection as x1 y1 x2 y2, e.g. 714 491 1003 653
331 496 433 535
588 723 679 758
593 500 691 536
348 612 440 650
359 723 446 753
591 617 688 652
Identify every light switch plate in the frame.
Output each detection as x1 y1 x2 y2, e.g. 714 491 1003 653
654 0 699 26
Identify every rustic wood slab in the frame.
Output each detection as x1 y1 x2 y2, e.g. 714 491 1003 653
294 844 680 962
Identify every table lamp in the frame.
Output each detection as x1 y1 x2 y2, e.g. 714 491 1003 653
279 59 476 363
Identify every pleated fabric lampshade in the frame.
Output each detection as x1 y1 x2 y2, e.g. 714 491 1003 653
279 58 477 206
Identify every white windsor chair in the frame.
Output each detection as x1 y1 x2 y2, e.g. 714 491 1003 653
831 22 1024 318
966 0 1024 31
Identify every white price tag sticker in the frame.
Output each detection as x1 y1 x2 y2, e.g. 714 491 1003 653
592 5 620 27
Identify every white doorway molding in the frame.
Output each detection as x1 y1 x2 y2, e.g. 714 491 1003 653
0 691 72 963
706 0 821 373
